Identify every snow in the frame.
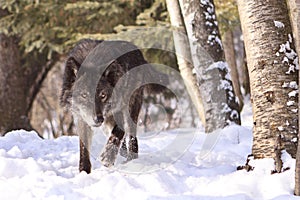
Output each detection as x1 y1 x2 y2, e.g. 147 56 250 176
206 60 226 70
277 34 299 75
0 101 299 199
274 20 285 28
288 90 298 97
291 108 298 113
275 33 299 132
278 126 284 131
282 81 298 89
200 0 209 6
287 100 295 106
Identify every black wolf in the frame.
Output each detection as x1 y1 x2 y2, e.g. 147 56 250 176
60 39 167 173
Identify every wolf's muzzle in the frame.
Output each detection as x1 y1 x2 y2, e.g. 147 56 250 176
93 116 104 127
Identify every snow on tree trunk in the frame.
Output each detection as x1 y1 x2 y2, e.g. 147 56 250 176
178 0 241 133
165 0 206 126
237 0 299 169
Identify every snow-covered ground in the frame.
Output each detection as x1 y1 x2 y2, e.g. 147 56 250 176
0 100 299 200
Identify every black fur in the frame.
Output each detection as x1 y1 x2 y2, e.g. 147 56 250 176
61 39 103 108
61 39 168 173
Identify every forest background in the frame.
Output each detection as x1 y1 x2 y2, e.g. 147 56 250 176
0 0 245 138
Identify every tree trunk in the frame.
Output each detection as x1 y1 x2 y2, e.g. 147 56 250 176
165 0 206 126
179 0 241 133
0 35 57 135
0 34 33 134
289 0 300 195
0 9 57 135
241 48 251 95
287 0 300 56
223 30 244 111
232 26 250 96
237 0 298 171
296 105 300 194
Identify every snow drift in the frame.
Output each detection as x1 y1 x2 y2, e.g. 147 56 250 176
0 124 298 200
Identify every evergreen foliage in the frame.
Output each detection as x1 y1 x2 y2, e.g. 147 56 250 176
0 0 143 58
0 0 241 69
215 0 240 34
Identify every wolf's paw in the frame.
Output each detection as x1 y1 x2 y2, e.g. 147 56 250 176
119 139 128 158
100 136 120 167
127 136 138 161
126 152 138 162
100 145 118 167
79 159 91 174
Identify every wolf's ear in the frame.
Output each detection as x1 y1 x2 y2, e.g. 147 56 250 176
60 57 81 107
67 57 80 78
102 61 126 86
72 64 78 77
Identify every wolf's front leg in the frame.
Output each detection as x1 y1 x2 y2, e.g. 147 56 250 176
126 117 138 161
128 135 138 161
124 110 139 161
126 90 142 161
78 119 93 173
119 138 128 158
100 125 125 167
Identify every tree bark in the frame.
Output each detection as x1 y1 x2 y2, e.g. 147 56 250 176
241 48 251 95
0 36 57 135
237 0 298 171
0 34 33 134
223 30 244 111
165 0 206 126
289 0 300 195
179 0 241 133
287 0 300 56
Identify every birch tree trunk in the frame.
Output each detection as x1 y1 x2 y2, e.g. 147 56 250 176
179 0 241 133
289 0 300 195
165 0 206 126
287 0 300 56
237 0 298 172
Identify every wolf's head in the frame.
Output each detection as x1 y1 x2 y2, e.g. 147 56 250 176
60 39 103 108
94 79 114 126
71 71 113 127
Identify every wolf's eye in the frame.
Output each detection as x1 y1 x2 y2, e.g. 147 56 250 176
99 91 107 102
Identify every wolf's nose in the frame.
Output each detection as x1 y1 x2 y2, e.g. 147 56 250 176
94 116 104 125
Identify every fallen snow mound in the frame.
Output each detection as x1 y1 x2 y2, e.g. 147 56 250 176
0 126 298 200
